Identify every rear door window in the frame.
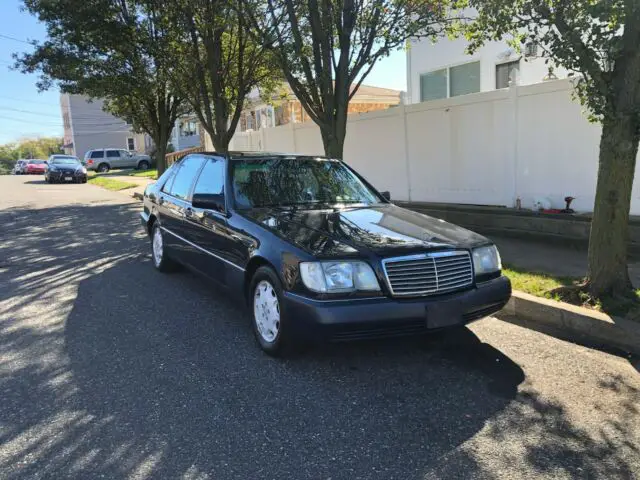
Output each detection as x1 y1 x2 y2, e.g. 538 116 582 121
90 151 104 159
166 156 205 200
106 150 120 158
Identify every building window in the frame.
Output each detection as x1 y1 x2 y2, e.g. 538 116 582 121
420 68 448 101
449 61 481 97
181 120 198 136
420 61 481 102
127 137 135 151
496 60 520 89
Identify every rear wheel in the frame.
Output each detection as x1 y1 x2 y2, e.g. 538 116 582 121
137 160 150 170
250 266 296 356
151 223 176 272
97 163 110 173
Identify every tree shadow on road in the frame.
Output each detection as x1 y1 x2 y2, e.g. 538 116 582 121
1 202 638 479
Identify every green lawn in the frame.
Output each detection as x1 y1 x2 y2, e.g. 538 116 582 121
503 264 640 319
503 265 575 301
87 176 138 191
129 168 158 179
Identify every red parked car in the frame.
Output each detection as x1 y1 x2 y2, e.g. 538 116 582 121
24 160 48 174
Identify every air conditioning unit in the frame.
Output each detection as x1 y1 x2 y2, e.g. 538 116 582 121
524 42 539 58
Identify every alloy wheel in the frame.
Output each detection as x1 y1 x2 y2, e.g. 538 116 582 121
253 280 280 343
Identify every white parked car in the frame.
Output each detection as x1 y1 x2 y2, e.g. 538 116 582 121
84 148 152 172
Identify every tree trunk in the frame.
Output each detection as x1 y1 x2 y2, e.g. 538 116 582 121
205 126 230 154
587 114 640 296
320 122 346 160
156 141 167 175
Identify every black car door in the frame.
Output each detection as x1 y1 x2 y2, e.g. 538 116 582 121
156 155 205 266
185 156 234 285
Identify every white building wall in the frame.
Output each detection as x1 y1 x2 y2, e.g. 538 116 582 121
406 36 566 104
226 79 640 215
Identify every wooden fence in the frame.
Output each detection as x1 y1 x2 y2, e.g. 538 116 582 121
165 146 205 166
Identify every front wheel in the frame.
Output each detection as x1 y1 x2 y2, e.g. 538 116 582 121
250 266 297 356
151 223 176 273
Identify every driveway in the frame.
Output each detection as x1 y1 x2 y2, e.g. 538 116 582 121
1 175 639 479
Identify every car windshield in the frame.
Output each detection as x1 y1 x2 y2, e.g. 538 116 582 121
52 159 80 165
232 157 381 209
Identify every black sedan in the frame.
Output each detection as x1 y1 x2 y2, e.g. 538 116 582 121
45 157 88 183
140 152 511 356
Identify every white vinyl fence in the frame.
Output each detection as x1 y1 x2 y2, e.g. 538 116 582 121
219 79 640 214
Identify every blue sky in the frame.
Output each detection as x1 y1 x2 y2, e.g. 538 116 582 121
0 0 407 144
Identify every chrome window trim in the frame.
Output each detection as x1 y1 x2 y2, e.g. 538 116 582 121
160 226 245 271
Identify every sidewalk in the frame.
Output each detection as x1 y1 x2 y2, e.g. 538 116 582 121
106 174 153 200
491 235 640 287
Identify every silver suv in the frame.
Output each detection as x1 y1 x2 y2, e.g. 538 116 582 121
84 148 152 172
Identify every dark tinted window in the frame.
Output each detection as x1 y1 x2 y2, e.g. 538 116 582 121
106 150 120 158
90 151 104 159
194 159 225 196
29 160 46 164
231 158 380 209
52 159 80 165
167 156 204 200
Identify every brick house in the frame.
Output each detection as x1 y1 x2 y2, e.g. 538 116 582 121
238 84 402 132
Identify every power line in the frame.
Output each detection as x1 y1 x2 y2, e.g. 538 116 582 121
0 33 32 45
0 94 59 106
0 105 132 122
0 114 130 128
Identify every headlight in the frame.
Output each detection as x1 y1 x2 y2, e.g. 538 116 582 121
300 261 380 293
79 166 87 174
472 245 502 275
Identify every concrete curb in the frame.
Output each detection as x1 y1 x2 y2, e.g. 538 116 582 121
497 291 640 356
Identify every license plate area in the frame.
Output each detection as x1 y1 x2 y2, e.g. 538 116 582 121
426 302 462 329
64 176 72 181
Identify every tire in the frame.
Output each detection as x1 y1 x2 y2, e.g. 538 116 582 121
82 178 87 184
97 163 110 173
250 266 296 356
137 160 150 170
150 223 176 273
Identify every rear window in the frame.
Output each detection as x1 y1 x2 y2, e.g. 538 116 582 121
28 160 46 164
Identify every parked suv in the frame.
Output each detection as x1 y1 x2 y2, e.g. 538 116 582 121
140 152 511 356
84 148 151 172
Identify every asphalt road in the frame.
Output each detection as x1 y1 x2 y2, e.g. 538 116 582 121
1 175 639 480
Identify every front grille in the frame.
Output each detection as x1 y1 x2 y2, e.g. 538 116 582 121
382 251 473 297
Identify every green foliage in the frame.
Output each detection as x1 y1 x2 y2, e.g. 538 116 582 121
17 0 186 173
0 137 63 162
246 0 459 158
463 0 639 122
165 0 280 152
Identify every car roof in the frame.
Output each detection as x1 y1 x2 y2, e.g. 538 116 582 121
195 151 334 161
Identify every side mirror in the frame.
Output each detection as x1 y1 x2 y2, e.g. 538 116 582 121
381 191 391 201
192 192 225 213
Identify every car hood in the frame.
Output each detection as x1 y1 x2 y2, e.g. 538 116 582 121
243 204 490 258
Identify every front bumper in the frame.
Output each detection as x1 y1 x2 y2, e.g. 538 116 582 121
47 171 87 182
140 211 150 233
283 276 511 342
